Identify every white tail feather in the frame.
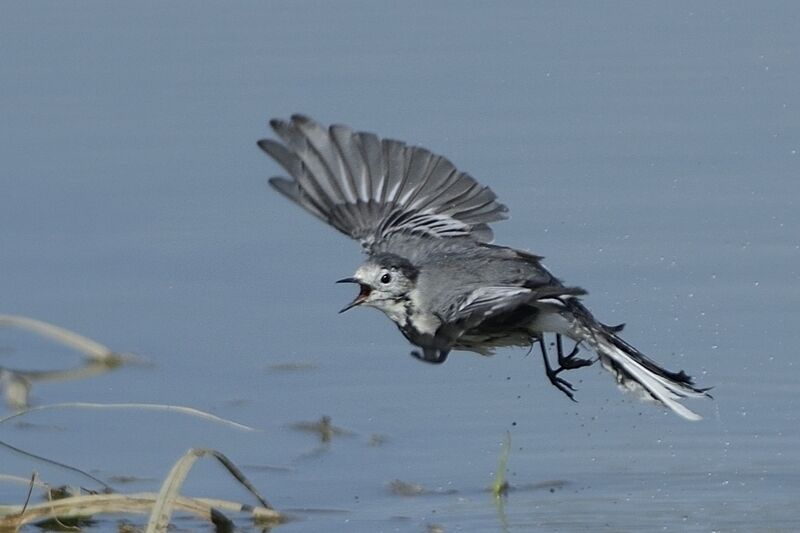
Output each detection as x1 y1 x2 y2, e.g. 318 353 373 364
541 299 710 421
593 338 703 421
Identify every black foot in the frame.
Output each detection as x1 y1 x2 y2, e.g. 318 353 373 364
539 336 592 401
556 335 593 370
410 348 450 365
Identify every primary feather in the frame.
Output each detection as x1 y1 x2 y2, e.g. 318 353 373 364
258 114 508 249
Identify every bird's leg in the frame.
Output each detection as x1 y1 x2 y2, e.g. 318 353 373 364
555 334 593 370
410 347 450 365
538 337 578 401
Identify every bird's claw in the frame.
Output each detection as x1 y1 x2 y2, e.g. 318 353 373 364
539 335 592 401
558 350 593 371
556 337 593 370
547 371 578 402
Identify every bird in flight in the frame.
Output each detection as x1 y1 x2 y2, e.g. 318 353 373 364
258 115 710 420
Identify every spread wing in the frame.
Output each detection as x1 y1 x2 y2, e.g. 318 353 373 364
258 115 508 249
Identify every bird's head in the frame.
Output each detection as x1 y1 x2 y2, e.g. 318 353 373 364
337 253 419 317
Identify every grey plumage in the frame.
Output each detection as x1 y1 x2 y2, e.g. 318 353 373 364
259 114 710 421
258 115 505 247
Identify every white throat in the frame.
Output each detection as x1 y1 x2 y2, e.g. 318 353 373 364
369 299 408 327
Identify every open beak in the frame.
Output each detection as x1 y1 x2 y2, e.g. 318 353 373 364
336 277 371 313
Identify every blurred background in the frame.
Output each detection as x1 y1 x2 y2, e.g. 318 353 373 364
1 2 798 531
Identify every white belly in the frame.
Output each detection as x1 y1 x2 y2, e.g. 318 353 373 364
529 305 575 336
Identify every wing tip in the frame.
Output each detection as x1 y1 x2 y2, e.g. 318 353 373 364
256 138 273 153
271 113 314 128
289 113 316 130
267 176 296 194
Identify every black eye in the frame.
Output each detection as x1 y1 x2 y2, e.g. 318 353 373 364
380 273 392 284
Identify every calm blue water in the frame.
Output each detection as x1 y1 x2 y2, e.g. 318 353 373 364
1 2 799 531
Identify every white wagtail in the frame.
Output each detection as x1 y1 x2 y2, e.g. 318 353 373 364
259 115 710 420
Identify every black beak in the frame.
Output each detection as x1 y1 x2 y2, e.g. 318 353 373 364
336 277 371 313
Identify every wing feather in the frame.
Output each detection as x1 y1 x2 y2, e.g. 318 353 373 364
267 177 328 222
357 131 382 201
447 285 587 330
330 125 368 202
273 118 350 208
259 115 509 248
259 139 333 214
293 116 358 204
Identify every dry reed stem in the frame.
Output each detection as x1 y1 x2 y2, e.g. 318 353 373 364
0 403 256 432
0 450 283 531
0 475 48 490
145 448 275 533
0 492 282 529
0 315 117 362
1 405 257 492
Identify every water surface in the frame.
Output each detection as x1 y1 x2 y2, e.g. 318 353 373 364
1 2 798 531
